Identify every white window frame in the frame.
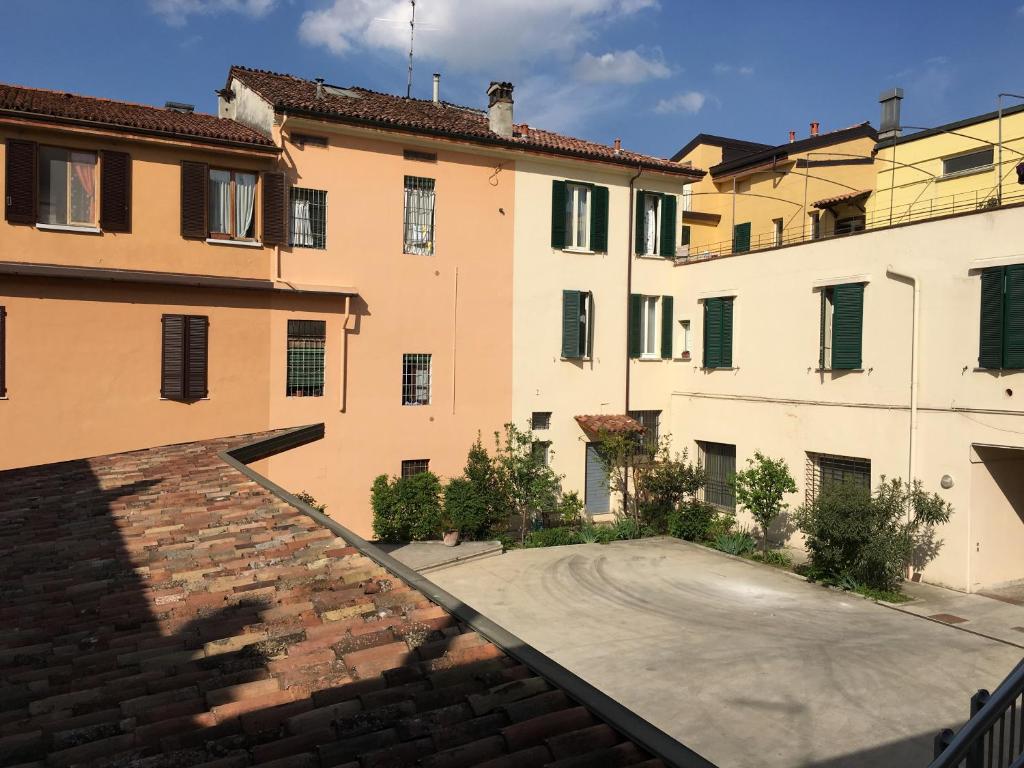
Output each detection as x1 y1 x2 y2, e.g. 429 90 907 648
579 291 593 359
640 295 659 358
941 147 994 179
820 287 834 369
642 194 661 255
564 182 591 251
401 353 432 406
403 176 436 255
773 218 784 247
682 183 692 212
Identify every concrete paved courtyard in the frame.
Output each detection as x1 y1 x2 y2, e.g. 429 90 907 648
428 537 1023 768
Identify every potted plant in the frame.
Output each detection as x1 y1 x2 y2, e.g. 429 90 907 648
440 509 460 547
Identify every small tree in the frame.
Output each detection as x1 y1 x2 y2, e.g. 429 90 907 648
443 436 506 539
593 428 649 522
492 423 564 545
732 452 798 559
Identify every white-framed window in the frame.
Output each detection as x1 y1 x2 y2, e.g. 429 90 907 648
402 353 431 405
641 295 659 357
809 211 821 241
941 147 994 178
642 194 661 255
678 319 691 358
403 176 435 255
773 218 784 247
38 147 97 226
209 168 257 240
682 183 692 212
564 182 590 250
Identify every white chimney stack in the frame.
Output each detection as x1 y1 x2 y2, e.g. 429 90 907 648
432 73 440 104
487 81 514 138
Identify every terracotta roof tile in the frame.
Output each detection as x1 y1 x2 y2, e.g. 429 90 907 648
812 189 871 209
0 82 276 149
574 414 646 434
230 66 703 177
0 431 671 767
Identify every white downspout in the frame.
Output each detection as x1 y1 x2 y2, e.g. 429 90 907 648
886 265 920 526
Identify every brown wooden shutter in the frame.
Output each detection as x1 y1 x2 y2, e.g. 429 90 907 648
184 315 209 400
261 171 286 245
0 306 6 398
99 150 131 232
161 314 186 400
180 161 208 239
5 139 37 225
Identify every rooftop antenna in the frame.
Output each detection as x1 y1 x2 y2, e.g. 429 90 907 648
406 0 415 99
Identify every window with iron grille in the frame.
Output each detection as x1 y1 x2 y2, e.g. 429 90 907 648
290 187 326 249
286 320 326 397
401 459 430 478
699 441 736 511
402 353 431 405
628 410 660 451
403 176 435 255
805 452 871 505
531 441 551 466
531 411 551 430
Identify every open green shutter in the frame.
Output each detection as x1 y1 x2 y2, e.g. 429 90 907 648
659 195 677 257
628 294 643 359
703 299 722 368
831 283 864 370
661 296 674 359
721 297 734 367
979 267 1004 369
1004 265 1024 368
819 290 827 369
634 192 646 253
551 180 567 248
562 290 581 358
733 222 751 253
590 185 609 252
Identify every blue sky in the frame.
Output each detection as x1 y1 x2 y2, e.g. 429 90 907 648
2 0 1023 159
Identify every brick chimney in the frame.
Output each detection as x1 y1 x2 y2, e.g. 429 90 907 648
788 130 795 143
810 121 820 137
614 137 622 155
487 81 514 138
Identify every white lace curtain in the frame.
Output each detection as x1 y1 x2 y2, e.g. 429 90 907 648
292 198 313 246
209 170 232 234
209 171 255 238
235 173 255 238
644 195 658 254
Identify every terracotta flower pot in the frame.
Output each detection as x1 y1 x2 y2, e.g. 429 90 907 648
442 530 460 547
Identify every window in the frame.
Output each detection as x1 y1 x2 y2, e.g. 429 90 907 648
642 194 659 254
290 187 326 249
161 314 208 401
682 183 692 212
629 294 673 359
286 320 326 397
810 211 821 240
702 297 734 368
773 218 784 247
561 290 592 359
402 353 432 405
0 306 6 398
403 176 435 255
680 224 691 249
531 411 551 430
209 169 257 240
641 296 659 358
732 222 751 253
679 319 691 358
403 149 437 163
819 283 864 370
564 183 591 250
979 265 1024 370
806 453 871 504
401 459 430 478
38 147 97 226
835 216 865 236
551 180 608 252
942 147 994 178
629 410 660 451
635 192 676 257
292 133 328 149
699 441 736 511
531 441 551 466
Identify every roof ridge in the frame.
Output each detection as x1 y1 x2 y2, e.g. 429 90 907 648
0 80 226 121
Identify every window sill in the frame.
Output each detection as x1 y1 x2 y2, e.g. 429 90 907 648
701 366 737 371
674 355 692 362
973 367 1024 373
938 165 993 182
402 402 432 406
560 356 592 362
206 238 263 248
36 223 101 235
403 249 435 256
562 247 595 255
637 355 662 362
815 368 865 373
635 253 669 260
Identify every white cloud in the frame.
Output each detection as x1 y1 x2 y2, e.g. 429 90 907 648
150 0 276 26
298 0 659 72
713 63 754 76
514 74 629 134
654 91 706 115
574 49 671 84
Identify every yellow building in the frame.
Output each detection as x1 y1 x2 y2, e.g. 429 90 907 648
672 123 878 259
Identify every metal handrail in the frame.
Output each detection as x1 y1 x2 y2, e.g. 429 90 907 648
930 658 1024 768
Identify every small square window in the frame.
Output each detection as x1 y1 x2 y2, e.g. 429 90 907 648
531 411 551 430
401 459 430 478
402 353 432 405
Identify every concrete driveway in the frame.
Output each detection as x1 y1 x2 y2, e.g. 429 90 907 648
428 538 1023 768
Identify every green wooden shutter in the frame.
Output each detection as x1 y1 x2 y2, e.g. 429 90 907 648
590 185 609 252
680 225 691 247
634 192 646 253
831 283 864 370
1004 265 1024 368
661 296 674 359
733 222 751 253
659 195 677 258
562 290 581 358
819 290 827 369
703 299 722 368
721 297 734 367
551 180 567 248
628 294 643 359
979 267 1005 369
161 314 186 400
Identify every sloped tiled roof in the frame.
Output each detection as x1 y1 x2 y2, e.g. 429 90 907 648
0 82 277 150
709 122 878 178
229 66 704 178
0 431 677 767
812 189 871 209
574 414 645 434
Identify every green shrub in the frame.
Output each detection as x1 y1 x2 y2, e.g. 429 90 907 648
556 491 585 527
667 501 717 541
703 511 735 542
295 491 326 513
751 549 792 568
715 530 757 556
443 476 500 540
371 472 444 542
524 527 578 548
612 516 645 540
577 524 600 544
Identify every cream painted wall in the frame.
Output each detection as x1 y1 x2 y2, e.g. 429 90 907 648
667 205 1024 592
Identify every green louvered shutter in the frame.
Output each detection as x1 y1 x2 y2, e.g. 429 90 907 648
551 180 567 248
661 296 674 359
733 222 751 253
562 290 581 358
590 185 609 252
704 299 722 368
1004 265 1024 368
721 297 734 367
979 267 1004 369
819 290 827 369
634 192 646 253
628 294 643 359
831 283 864 370
659 195 677 258
680 225 691 247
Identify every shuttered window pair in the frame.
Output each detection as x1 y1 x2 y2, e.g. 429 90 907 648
819 283 864 370
551 180 608 252
979 265 1024 370
634 191 676 257
180 161 285 245
561 290 592 359
628 294 674 359
702 297 734 369
161 315 208 401
4 139 131 231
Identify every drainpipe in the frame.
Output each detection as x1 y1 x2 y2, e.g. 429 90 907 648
339 295 351 413
625 165 643 413
886 265 920 524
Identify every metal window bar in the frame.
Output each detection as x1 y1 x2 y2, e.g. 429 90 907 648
403 176 435 255
289 187 327 249
806 453 871 503
698 441 736 510
531 412 552 430
402 353 431 405
286 320 326 397
401 459 430 478
628 410 660 451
